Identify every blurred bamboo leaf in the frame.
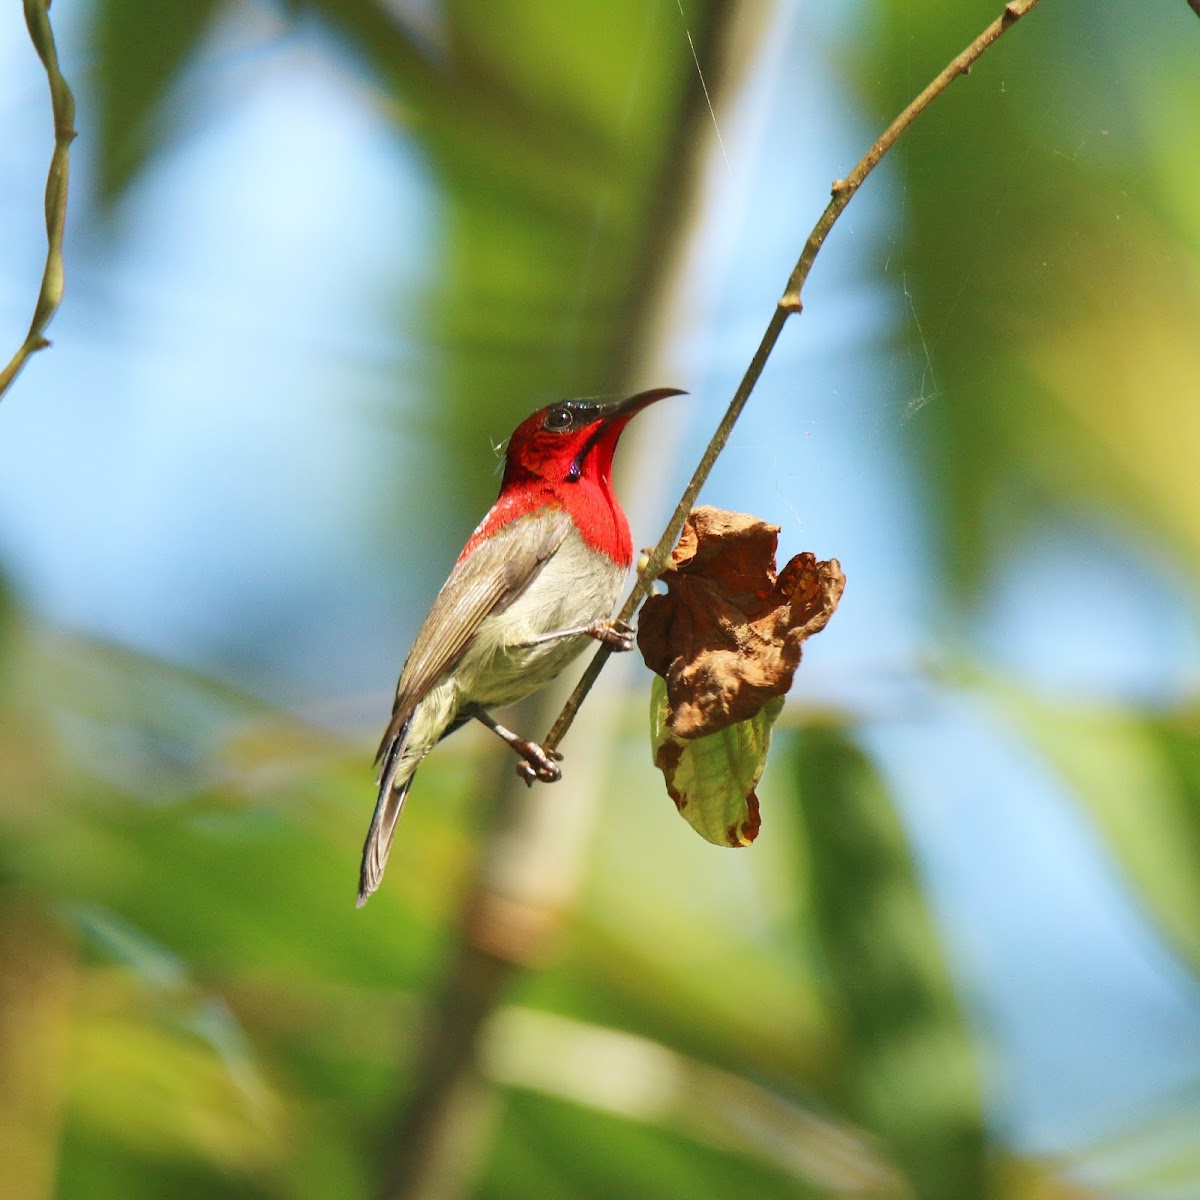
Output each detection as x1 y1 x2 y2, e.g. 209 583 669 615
1007 694 1200 974
70 982 282 1171
482 1005 902 1197
1064 1098 1200 1198
292 0 444 109
795 727 994 1200
1023 228 1200 576
0 906 75 1200
91 0 223 198
5 628 471 992
1150 708 1200 830
482 1088 818 1200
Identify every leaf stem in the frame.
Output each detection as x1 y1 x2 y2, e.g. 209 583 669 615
541 0 1042 755
0 0 77 404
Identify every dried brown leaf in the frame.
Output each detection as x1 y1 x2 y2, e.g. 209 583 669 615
637 506 844 738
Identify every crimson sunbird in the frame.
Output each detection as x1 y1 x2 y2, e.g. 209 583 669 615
358 387 683 905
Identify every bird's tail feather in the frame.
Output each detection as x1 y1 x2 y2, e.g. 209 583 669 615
357 715 414 907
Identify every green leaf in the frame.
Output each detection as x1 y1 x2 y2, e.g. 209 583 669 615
481 1089 815 1200
70 986 282 1170
795 727 995 1200
91 0 223 199
649 675 782 848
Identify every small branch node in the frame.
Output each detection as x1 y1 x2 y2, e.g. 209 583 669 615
830 177 850 196
779 294 803 315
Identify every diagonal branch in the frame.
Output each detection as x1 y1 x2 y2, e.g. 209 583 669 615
541 0 1042 756
0 0 77 404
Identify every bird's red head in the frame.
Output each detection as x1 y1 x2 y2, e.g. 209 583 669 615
501 387 684 491
467 387 683 568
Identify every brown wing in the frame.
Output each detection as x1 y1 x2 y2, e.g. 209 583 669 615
360 508 569 907
375 506 571 761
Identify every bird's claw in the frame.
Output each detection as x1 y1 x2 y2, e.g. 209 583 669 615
592 619 635 653
515 743 564 787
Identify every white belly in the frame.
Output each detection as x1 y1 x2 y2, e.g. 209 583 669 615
387 527 626 793
455 527 626 710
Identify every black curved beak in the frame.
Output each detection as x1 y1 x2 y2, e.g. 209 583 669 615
599 386 687 422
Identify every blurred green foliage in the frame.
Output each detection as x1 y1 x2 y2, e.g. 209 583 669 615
796 728 991 1200
93 0 223 198
3 1 1200 1199
859 0 1200 593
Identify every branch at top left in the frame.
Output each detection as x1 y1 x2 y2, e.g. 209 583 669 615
0 0 77 404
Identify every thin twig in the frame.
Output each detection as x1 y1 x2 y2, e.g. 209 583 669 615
0 0 77 404
541 0 1041 755
1188 0 1200 19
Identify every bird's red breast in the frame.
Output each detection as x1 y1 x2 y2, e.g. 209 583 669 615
458 479 632 569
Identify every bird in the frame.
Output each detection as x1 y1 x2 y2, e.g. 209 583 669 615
358 386 684 906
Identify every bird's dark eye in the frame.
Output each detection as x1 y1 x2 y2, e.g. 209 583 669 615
543 406 573 432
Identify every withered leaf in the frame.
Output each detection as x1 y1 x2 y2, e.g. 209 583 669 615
638 506 844 739
649 676 782 847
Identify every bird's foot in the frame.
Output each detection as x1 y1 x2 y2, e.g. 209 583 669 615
469 708 564 786
512 619 636 652
586 618 635 652
514 740 564 786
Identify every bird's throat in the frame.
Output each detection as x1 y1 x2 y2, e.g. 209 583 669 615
559 475 632 567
